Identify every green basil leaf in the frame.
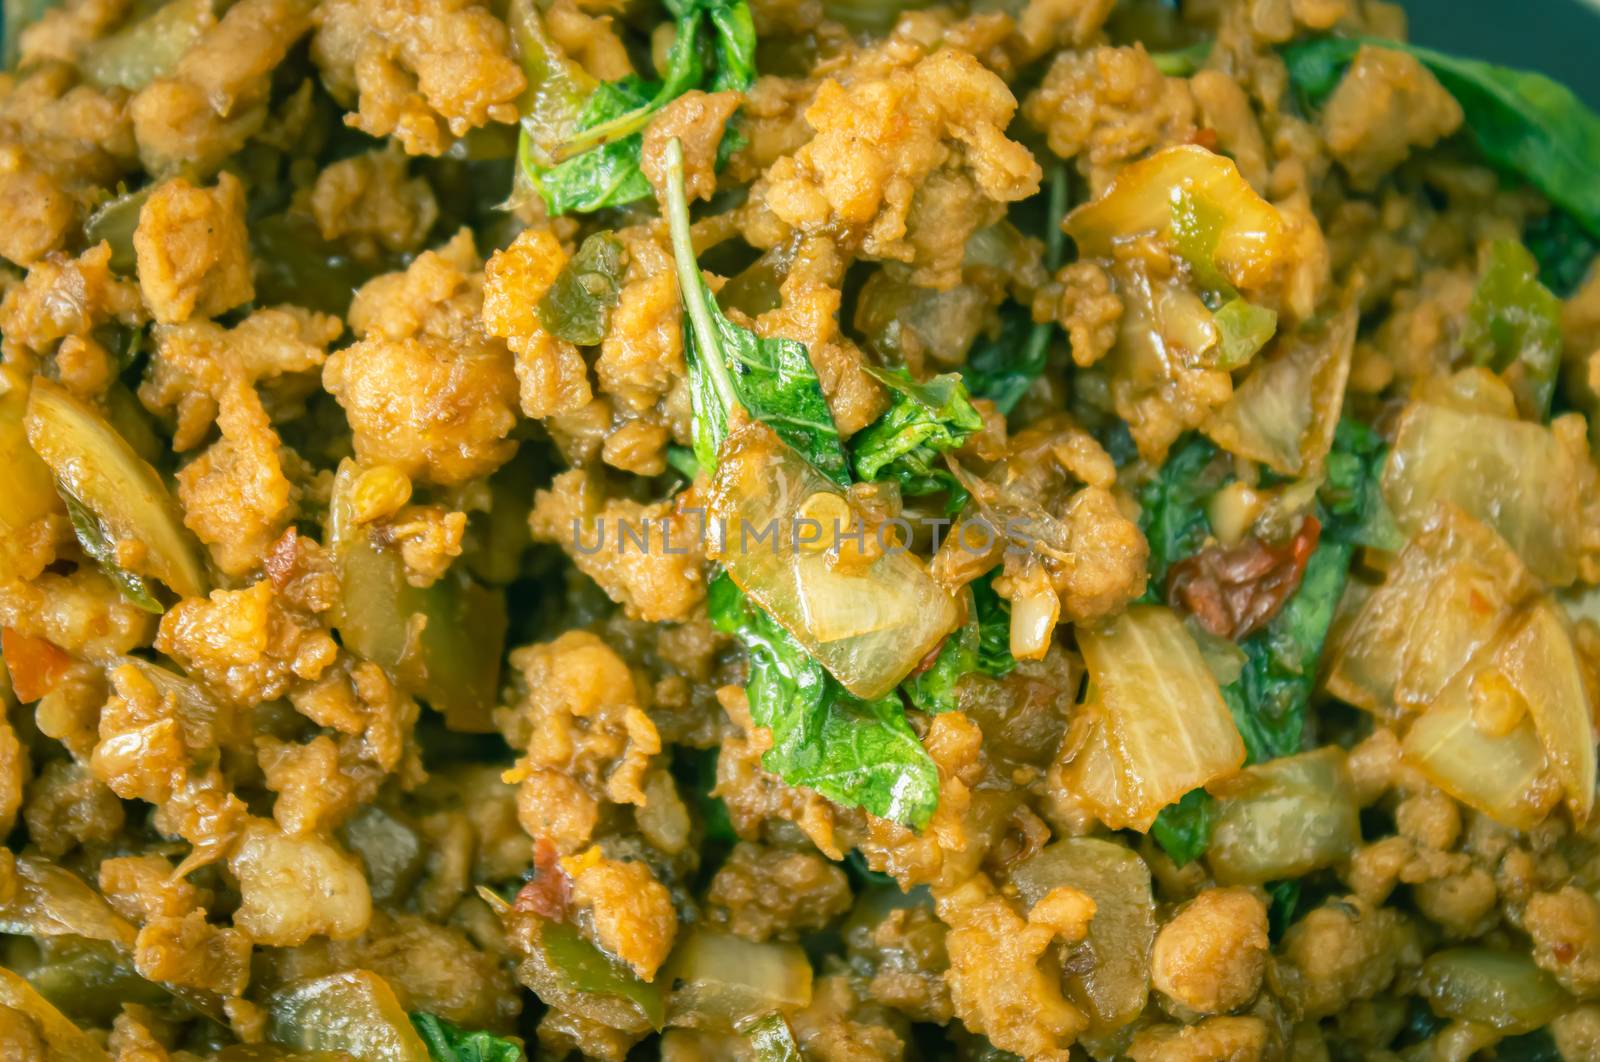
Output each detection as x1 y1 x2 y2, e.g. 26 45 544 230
1151 789 1216 867
851 366 983 486
1524 208 1598 297
410 1012 525 1062
62 494 163 614
538 231 625 345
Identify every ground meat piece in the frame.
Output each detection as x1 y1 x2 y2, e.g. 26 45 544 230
1412 866 1497 938
308 146 439 260
706 842 853 942
1048 260 1122 368
228 817 371 946
310 0 525 156
22 758 124 858
713 688 844 861
482 228 593 420
760 48 1040 288
0 568 155 661
0 718 25 842
529 470 706 623
789 973 909 1062
1022 45 1195 192
0 242 144 388
936 875 1088 1060
1126 1016 1269 1062
538 1007 644 1062
1551 1004 1600 1062
1268 897 1416 1020
130 0 315 174
847 902 953 1023
134 910 252 997
596 233 682 414
1011 0 1118 63
176 381 296 577
498 630 662 855
1320 46 1463 189
133 173 254 325
0 147 75 267
1057 484 1150 624
326 232 519 485
98 855 199 925
1190 70 1270 192
1151 887 1269 1015
155 580 338 706
562 846 678 982
256 734 370 836
641 90 742 204
1526 886 1600 999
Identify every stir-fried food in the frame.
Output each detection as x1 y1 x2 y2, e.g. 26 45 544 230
1 0 1599 1059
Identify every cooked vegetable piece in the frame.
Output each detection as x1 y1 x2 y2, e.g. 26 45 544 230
1488 600 1595 824
539 920 665 1031
1524 208 1598 296
328 461 507 732
903 577 1015 714
1070 606 1245 831
850 365 982 497
537 231 624 345
708 573 939 827
513 0 755 215
1169 188 1279 366
0 967 110 1062
1319 418 1405 552
743 1012 802 1062
410 1013 524 1062
81 0 211 91
1203 307 1356 477
83 186 152 274
24 377 208 603
1419 949 1570 1033
0 370 63 582
1138 435 1232 590
1012 837 1157 1035
1206 748 1360 884
250 212 386 317
0 855 137 948
1463 240 1564 419
1149 789 1216 867
1067 145 1288 294
1381 401 1580 586
268 971 433 1061
1283 36 1600 238
662 927 812 1032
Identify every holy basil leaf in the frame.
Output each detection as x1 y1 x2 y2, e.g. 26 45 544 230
1319 418 1405 551
1136 434 1231 593
1266 880 1302 942
663 140 849 484
1464 238 1564 420
1525 208 1599 297
903 574 1013 714
411 1012 525 1062
1282 36 1600 238
513 0 756 216
62 493 163 614
1151 788 1215 867
851 366 982 486
709 574 939 827
971 573 1016 678
538 231 625 345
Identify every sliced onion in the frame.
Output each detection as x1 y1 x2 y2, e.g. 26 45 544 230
1068 606 1245 831
1382 401 1582 586
662 928 813 1033
80 0 211 91
0 856 136 949
1326 504 1535 715
1206 748 1360 885
266 971 432 1062
707 421 959 700
1419 949 1570 1034
1065 145 1288 293
24 377 208 600
0 967 109 1062
1008 564 1061 661
0 370 61 582
1203 306 1356 476
1493 600 1596 824
1011 838 1156 1035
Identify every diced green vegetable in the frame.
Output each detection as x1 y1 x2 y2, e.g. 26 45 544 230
1012 838 1157 1035
1463 239 1564 420
410 1013 523 1062
267 971 433 1061
1419 949 1570 1034
24 378 209 604
709 573 939 828
662 927 812 1033
1150 789 1216 868
1206 748 1360 884
743 1012 802 1062
80 0 211 91
328 461 507 732
1283 36 1600 238
83 186 152 275
537 231 625 346
539 920 665 1031
1149 39 1214 77
512 0 756 216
